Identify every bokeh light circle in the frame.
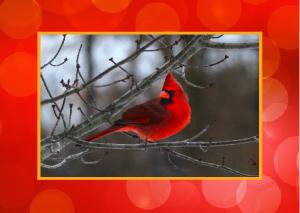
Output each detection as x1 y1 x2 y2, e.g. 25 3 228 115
242 0 269 4
262 77 288 122
274 136 299 186
30 189 75 213
0 164 35 208
92 0 131 13
0 52 37 97
202 180 246 208
297 153 299 171
263 36 280 78
237 176 281 213
196 0 242 30
65 6 125 30
126 180 171 210
62 0 93 15
267 5 299 49
37 0 92 15
0 0 42 39
165 181 201 208
135 3 180 31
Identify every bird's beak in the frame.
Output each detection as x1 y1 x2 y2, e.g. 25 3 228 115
160 90 170 99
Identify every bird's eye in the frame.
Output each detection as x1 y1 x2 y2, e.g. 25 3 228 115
163 89 175 97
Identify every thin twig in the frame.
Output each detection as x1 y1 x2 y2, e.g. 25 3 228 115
49 58 68 67
201 55 229 67
93 75 131 88
80 150 108 165
77 107 91 123
74 44 101 111
201 41 259 49
183 121 215 142
76 92 102 112
68 104 73 128
143 37 182 52
164 148 257 177
51 105 59 118
75 44 83 83
108 57 137 89
178 65 212 89
211 34 224 39
174 55 229 71
41 34 66 70
41 74 67 128
50 97 67 136
41 149 90 169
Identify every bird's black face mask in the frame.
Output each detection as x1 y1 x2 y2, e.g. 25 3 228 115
160 89 175 105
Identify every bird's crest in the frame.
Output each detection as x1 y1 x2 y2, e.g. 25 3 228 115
162 72 180 91
161 72 187 101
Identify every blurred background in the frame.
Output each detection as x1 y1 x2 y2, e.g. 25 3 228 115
40 34 259 177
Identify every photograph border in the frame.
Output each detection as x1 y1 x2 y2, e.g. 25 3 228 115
37 32 262 180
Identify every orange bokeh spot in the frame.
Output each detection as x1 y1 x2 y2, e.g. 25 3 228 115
65 8 125 30
0 52 37 97
242 0 269 4
0 0 42 39
126 180 171 210
30 189 75 213
197 0 241 30
267 5 299 49
263 36 280 78
61 0 93 15
135 3 180 31
37 0 92 15
92 0 131 13
263 77 288 122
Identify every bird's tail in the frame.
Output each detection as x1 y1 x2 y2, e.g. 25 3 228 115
86 125 124 141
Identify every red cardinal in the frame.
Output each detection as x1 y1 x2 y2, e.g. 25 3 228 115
86 73 191 142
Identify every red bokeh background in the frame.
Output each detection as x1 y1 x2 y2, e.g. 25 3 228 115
0 0 298 212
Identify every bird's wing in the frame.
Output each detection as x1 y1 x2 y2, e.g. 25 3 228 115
118 99 170 126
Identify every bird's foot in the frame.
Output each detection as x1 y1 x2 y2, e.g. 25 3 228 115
142 139 149 152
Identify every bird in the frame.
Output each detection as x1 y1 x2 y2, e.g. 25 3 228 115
86 72 191 142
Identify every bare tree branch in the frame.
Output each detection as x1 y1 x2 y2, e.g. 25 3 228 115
66 136 258 150
41 39 258 105
41 35 164 105
41 35 214 161
42 135 258 177
163 148 256 177
201 41 259 49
